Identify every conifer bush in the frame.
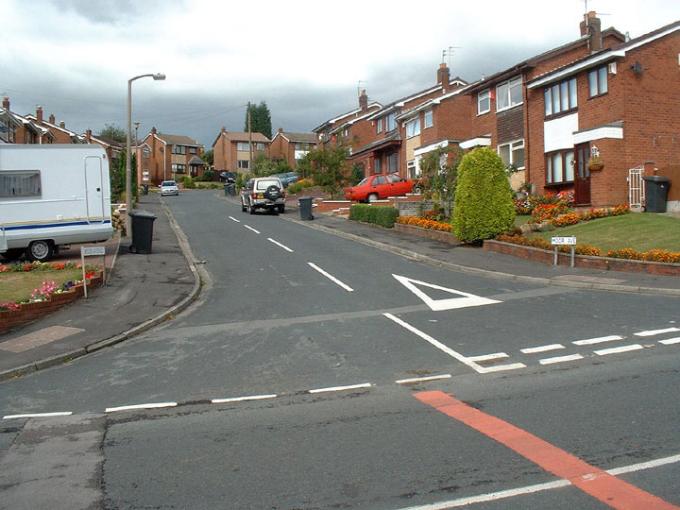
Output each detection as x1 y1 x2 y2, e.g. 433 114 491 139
452 148 515 242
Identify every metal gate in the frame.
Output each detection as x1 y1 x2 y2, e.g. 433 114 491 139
628 166 645 211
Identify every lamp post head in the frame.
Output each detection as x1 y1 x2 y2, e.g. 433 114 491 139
153 73 166 80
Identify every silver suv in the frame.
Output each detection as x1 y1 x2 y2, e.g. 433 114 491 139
240 177 286 214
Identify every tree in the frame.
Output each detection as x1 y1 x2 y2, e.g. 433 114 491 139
419 146 462 219
244 101 272 139
298 146 349 194
201 149 214 166
251 154 292 177
111 148 137 202
452 147 515 243
98 123 126 143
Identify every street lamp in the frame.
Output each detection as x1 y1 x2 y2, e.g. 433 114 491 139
126 73 165 234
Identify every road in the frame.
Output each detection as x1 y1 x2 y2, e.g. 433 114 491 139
2 190 680 509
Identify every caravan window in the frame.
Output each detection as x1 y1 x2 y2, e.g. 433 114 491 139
0 171 42 199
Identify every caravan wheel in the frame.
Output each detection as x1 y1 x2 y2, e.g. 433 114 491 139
27 240 54 262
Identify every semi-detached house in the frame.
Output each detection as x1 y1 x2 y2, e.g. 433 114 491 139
212 128 270 175
269 129 318 170
137 127 205 184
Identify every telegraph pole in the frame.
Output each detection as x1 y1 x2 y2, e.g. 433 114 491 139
248 105 253 172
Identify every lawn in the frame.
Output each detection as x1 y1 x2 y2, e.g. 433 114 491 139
514 215 531 227
529 213 680 252
0 269 82 303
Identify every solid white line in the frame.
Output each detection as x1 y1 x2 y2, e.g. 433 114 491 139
211 394 277 404
267 238 294 252
383 313 486 373
3 412 73 420
468 352 508 362
573 335 623 346
307 262 353 292
635 327 680 337
395 452 680 510
478 363 526 373
244 225 260 234
660 337 680 345
594 344 644 356
228 216 241 223
521 344 565 354
539 354 584 365
308 383 372 394
395 374 452 385
105 402 177 413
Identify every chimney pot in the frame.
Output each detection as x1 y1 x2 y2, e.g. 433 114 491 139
151 126 157 134
36 106 43 123
59 121 65 129
2 97 9 110
278 127 283 133
48 114 55 124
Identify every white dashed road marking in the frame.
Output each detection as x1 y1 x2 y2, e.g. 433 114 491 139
396 374 452 385
635 327 680 337
594 344 644 356
539 354 584 365
105 402 177 413
307 262 354 292
660 337 680 345
572 335 624 346
308 383 372 394
244 225 261 234
3 412 73 420
212 394 277 404
228 216 241 223
521 344 565 354
267 238 294 252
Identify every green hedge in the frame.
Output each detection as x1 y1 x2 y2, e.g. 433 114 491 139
349 204 398 228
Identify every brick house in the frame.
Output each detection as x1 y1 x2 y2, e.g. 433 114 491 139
25 106 86 144
462 13 625 191
136 127 205 184
84 129 124 170
313 90 382 147
212 128 270 175
349 64 467 179
269 129 318 169
0 97 54 144
526 18 680 209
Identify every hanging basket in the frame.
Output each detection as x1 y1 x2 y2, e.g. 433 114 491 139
588 159 604 171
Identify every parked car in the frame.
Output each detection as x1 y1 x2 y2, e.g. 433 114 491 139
219 171 236 183
240 177 286 214
343 174 414 202
271 172 299 188
160 180 180 196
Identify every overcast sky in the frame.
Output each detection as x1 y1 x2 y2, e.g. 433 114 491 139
1 0 677 147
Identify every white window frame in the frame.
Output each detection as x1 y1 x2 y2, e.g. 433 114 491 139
236 142 250 151
477 89 490 115
376 118 383 134
496 76 523 112
405 118 421 138
588 66 608 98
237 159 250 170
497 139 525 170
386 113 396 132
423 109 433 129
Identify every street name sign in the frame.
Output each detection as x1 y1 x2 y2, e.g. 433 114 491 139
551 236 576 246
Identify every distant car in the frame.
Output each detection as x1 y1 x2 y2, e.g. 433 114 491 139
271 172 299 188
344 174 414 202
219 171 237 183
240 177 286 214
160 180 180 196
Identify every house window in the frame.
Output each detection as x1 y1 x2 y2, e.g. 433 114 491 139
236 142 250 151
423 109 433 129
544 78 578 117
172 145 186 155
496 76 523 111
255 143 265 151
588 66 608 97
386 113 396 131
189 146 197 154
497 139 525 170
237 160 250 170
478 89 490 114
376 118 383 134
0 171 41 198
407 160 417 179
545 149 575 184
405 118 421 138
387 152 399 173
0 120 16 143
342 128 349 138
374 157 382 174
171 163 186 174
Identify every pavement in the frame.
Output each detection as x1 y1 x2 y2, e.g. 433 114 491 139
0 193 200 382
1 192 678 382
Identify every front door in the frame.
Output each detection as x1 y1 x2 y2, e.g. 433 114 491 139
85 156 105 222
574 143 591 205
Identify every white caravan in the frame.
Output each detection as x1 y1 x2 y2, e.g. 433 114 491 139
0 144 113 261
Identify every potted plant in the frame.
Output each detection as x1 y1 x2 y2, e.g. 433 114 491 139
588 154 604 171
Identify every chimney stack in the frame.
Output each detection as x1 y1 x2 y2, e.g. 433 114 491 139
86 129 92 142
580 11 602 52
277 127 283 133
59 121 65 129
359 89 368 112
151 126 157 135
48 114 55 124
437 63 451 91
2 97 9 110
36 106 43 123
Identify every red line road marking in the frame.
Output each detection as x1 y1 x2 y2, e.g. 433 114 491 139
415 391 679 510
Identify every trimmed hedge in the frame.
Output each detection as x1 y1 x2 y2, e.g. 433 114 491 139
349 204 399 228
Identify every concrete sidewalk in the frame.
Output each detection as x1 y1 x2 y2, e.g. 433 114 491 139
287 213 680 295
0 193 200 381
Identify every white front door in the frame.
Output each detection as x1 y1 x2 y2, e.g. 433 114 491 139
85 156 104 222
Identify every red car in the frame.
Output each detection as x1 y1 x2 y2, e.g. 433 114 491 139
344 174 415 202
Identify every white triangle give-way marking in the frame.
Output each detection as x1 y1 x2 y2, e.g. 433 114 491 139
393 274 501 311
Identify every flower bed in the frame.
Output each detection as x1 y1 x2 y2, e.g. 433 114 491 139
396 216 452 232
